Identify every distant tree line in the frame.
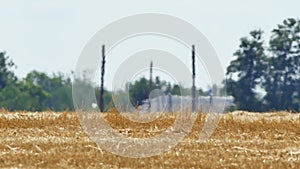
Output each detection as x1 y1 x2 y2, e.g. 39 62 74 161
0 52 73 111
126 76 209 106
0 18 299 112
227 18 300 112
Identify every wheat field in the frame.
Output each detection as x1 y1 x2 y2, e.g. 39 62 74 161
1 109 300 168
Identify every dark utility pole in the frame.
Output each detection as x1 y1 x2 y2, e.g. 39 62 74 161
192 45 196 112
147 61 153 110
100 45 106 112
167 92 172 112
149 61 153 91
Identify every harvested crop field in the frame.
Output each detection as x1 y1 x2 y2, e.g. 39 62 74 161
1 110 300 168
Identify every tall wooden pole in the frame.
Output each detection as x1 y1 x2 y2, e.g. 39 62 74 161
167 92 172 112
149 61 153 91
192 45 196 112
100 45 106 112
147 61 153 110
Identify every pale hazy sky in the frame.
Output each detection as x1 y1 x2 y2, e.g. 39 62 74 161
0 0 299 89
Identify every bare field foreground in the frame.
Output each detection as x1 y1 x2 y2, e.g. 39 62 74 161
1 110 300 168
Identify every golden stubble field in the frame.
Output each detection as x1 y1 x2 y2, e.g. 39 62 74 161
1 109 300 168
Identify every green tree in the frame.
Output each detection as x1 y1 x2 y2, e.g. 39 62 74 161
18 79 50 111
264 18 300 111
0 51 21 110
227 30 267 111
22 71 74 111
171 84 181 95
129 77 149 106
0 51 17 90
